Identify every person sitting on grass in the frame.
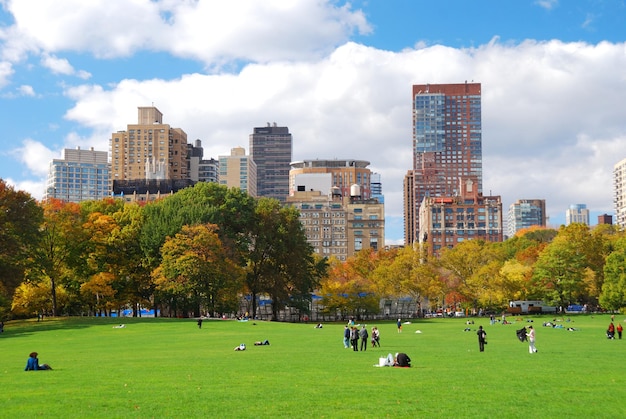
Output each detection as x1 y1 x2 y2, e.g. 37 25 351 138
25 352 52 371
394 352 411 367
234 343 246 351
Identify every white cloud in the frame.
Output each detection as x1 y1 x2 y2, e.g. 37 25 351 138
535 0 558 11
0 61 13 88
61 40 626 236
12 138 58 177
18 84 34 96
3 0 370 66
4 177 46 201
41 53 75 75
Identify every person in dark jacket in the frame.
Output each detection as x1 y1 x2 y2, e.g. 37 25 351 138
350 326 359 351
359 326 369 351
477 325 487 352
394 352 411 367
25 352 52 371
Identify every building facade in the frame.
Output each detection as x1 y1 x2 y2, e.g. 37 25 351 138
418 178 502 257
566 204 590 226
286 188 384 260
218 147 257 196
614 158 626 227
506 199 547 238
289 159 372 199
188 139 219 184
406 82 482 245
249 123 292 203
44 147 109 202
110 106 188 188
287 162 384 259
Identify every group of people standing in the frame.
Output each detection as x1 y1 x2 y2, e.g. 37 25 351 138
344 325 380 351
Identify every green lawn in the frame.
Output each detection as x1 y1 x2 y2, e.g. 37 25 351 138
2 314 625 418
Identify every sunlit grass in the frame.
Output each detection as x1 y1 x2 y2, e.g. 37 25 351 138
2 314 626 418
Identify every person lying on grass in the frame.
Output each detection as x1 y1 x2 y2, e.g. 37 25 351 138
394 353 411 367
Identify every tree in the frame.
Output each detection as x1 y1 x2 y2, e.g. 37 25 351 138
245 199 325 320
600 238 626 311
0 180 42 316
140 182 256 268
319 251 379 320
29 199 86 316
437 240 505 309
154 223 243 317
82 203 150 316
382 245 444 314
532 237 586 307
11 278 68 317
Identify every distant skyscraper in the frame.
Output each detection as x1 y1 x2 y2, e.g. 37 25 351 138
614 158 626 227
44 147 109 202
219 147 257 196
405 82 482 245
188 139 219 184
566 204 590 226
249 123 292 203
110 106 188 187
506 199 547 238
370 172 384 203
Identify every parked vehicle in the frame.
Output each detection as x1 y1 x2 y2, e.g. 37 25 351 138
507 300 556 314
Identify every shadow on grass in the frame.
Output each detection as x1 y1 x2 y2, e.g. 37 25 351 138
1 315 192 338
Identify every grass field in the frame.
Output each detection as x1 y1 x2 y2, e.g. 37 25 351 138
2 314 625 418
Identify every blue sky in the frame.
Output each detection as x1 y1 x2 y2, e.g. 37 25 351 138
1 0 626 244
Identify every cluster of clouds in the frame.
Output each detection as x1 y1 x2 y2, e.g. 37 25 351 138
2 0 626 243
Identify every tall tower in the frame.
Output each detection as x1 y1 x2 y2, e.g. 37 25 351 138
110 106 188 187
219 147 257 197
407 82 482 244
44 147 109 202
614 158 626 227
566 204 590 226
506 199 547 238
249 123 292 203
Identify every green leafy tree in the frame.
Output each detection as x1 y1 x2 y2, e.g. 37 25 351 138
0 180 42 317
154 223 243 317
600 238 626 311
140 182 255 268
245 199 325 320
29 199 87 316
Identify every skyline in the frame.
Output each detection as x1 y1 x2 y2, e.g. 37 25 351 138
1 0 626 244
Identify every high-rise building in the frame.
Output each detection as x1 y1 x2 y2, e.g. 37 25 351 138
418 178 502 257
110 106 188 188
219 147 257 196
566 204 590 226
370 172 384 203
44 147 109 202
506 199 547 238
249 123 292 203
289 159 372 199
614 158 626 227
286 170 384 259
188 139 219 184
406 82 482 245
